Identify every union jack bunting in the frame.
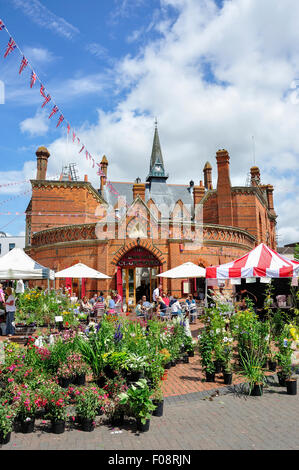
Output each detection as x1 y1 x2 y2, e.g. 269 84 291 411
19 56 28 74
49 105 58 119
77 137 80 144
79 144 85 153
0 20 5 30
72 132 76 142
41 94 51 108
4 37 16 58
85 150 89 160
56 114 64 127
30 71 37 88
67 123 71 134
40 85 46 97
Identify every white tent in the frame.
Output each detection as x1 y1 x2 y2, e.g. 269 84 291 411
0 247 54 280
157 262 206 279
55 263 110 279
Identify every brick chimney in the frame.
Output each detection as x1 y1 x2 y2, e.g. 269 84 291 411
216 149 233 226
250 166 260 186
36 146 50 180
133 178 146 201
203 162 212 189
266 184 275 212
193 181 205 221
100 155 108 193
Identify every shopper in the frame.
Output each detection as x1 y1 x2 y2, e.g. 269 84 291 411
5 287 16 337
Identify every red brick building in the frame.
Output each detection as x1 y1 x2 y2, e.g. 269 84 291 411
25 125 277 307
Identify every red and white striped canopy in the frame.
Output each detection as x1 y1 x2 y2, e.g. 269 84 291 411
206 243 299 279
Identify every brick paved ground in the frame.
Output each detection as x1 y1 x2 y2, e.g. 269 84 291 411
1 377 299 450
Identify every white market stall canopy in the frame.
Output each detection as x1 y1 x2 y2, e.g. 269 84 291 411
206 243 299 279
157 262 206 279
55 263 111 279
0 247 55 280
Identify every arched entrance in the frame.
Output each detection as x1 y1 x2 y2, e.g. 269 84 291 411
117 246 161 310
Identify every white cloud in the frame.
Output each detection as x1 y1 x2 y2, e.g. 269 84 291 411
13 0 299 245
23 47 56 64
20 110 49 137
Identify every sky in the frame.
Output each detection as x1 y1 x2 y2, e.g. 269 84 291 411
0 0 298 245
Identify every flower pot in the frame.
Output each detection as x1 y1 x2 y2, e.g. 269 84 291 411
110 413 124 427
214 360 222 374
182 355 189 364
20 418 35 434
268 361 277 372
136 418 150 432
286 379 297 395
171 360 176 367
58 376 72 388
127 371 142 382
205 371 215 382
104 365 117 379
277 372 287 387
187 350 194 357
164 362 171 370
223 372 233 385
96 376 106 388
51 420 65 434
74 373 86 386
152 400 164 417
250 383 263 396
0 431 11 445
80 418 95 432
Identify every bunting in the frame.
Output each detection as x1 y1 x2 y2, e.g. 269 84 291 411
49 105 58 119
30 71 37 88
56 115 64 127
0 20 5 30
4 37 16 58
41 94 51 108
19 56 28 75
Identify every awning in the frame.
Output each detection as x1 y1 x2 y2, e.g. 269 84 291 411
206 243 299 279
55 262 110 279
157 262 206 279
0 247 54 280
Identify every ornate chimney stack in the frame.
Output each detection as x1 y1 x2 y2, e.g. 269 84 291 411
216 149 233 226
203 162 212 189
36 146 50 180
133 178 146 201
250 166 260 186
100 155 108 193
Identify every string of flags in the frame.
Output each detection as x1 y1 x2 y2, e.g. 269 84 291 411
0 17 122 201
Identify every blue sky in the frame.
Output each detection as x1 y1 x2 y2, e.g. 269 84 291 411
0 0 298 245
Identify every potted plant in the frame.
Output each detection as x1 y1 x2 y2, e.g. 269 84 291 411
14 388 40 433
198 330 216 382
222 335 234 385
239 351 265 396
123 353 147 383
0 403 15 445
183 336 195 357
119 378 156 432
151 384 164 417
276 330 294 388
43 385 69 434
56 362 75 388
67 353 90 386
74 386 100 431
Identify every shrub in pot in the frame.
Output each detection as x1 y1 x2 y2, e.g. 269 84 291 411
239 350 265 396
56 362 75 388
198 330 216 382
74 385 101 432
13 388 41 433
119 379 156 432
0 403 15 445
151 385 164 417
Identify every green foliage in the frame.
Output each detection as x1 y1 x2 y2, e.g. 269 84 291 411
239 350 265 394
0 402 15 438
118 378 156 424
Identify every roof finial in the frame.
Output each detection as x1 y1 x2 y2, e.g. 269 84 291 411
154 117 158 129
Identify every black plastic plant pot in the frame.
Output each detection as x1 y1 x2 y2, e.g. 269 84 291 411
104 365 117 379
58 377 72 388
0 431 11 445
182 355 189 364
80 418 95 432
250 383 263 396
110 413 124 427
205 372 215 382
187 350 194 357
51 420 65 434
214 360 222 374
127 371 142 382
20 418 35 434
286 379 297 395
171 360 176 367
268 361 277 372
223 372 233 385
277 372 287 387
74 374 86 386
164 362 171 370
136 418 150 432
96 376 106 388
152 400 164 417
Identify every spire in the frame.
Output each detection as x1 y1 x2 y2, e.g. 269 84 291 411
146 120 168 183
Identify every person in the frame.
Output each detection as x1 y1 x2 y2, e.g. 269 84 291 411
186 294 197 323
0 283 5 305
106 294 116 315
93 295 106 317
157 296 167 318
79 296 93 316
170 296 182 318
235 289 257 311
141 295 151 309
153 284 162 303
5 287 16 337
113 290 122 312
135 300 144 317
89 294 98 306
161 292 170 306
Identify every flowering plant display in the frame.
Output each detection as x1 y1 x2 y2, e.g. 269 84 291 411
118 378 156 424
0 402 16 439
74 385 102 420
39 382 69 422
12 387 42 421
